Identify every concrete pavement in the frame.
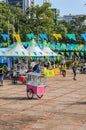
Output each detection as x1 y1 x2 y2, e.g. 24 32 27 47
0 70 86 130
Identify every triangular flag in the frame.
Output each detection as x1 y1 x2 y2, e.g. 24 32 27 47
81 34 86 41
78 44 83 50
1 34 10 41
76 52 79 56
53 34 62 40
66 52 70 56
12 34 21 42
39 34 48 40
4 43 8 47
61 52 64 55
66 34 76 41
26 34 36 39
80 52 84 56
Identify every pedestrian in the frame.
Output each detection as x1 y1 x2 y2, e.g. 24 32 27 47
12 69 17 84
33 61 41 73
61 63 67 77
0 68 4 86
72 62 77 80
26 66 33 73
10 68 13 79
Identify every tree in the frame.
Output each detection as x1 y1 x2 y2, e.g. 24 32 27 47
26 2 55 37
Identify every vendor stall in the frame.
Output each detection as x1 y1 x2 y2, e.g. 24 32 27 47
6 44 29 83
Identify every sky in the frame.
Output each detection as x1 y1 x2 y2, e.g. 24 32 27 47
36 0 86 16
0 0 86 16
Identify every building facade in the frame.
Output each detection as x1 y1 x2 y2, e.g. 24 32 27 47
51 8 60 24
6 0 35 12
60 14 86 22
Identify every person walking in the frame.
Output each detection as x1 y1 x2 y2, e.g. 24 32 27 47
61 63 67 77
0 68 4 86
12 69 17 84
72 62 77 80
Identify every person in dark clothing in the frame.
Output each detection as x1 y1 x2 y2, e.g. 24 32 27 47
12 69 17 84
0 68 4 86
33 61 41 73
72 63 77 80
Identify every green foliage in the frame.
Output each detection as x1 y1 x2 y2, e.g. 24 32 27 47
26 2 55 37
0 1 86 45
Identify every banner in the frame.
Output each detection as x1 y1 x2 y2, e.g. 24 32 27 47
80 52 84 56
66 52 70 56
1 34 10 41
81 34 86 41
26 34 36 39
66 34 76 41
53 34 62 40
61 52 64 55
76 52 79 56
39 34 48 40
12 34 21 42
43 68 61 77
71 52 74 55
78 44 83 50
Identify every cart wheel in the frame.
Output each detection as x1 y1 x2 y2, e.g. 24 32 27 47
37 95 43 99
27 89 33 99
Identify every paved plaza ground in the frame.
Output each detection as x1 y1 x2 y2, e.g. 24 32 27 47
0 70 86 130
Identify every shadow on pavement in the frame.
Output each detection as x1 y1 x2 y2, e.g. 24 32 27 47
76 102 86 105
0 97 38 100
65 102 86 105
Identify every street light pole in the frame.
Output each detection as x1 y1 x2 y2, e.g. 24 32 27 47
18 19 20 34
8 17 10 46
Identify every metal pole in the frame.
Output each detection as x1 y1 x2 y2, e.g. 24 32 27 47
8 17 10 46
18 19 20 34
13 16 15 43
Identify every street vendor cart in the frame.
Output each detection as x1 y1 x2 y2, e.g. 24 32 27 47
26 72 46 99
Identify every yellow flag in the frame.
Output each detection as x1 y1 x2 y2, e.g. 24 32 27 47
12 34 21 42
76 52 79 56
78 44 83 50
43 40 47 44
53 34 62 40
4 43 8 47
61 52 64 55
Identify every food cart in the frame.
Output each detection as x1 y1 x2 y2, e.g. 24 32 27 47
26 72 46 99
